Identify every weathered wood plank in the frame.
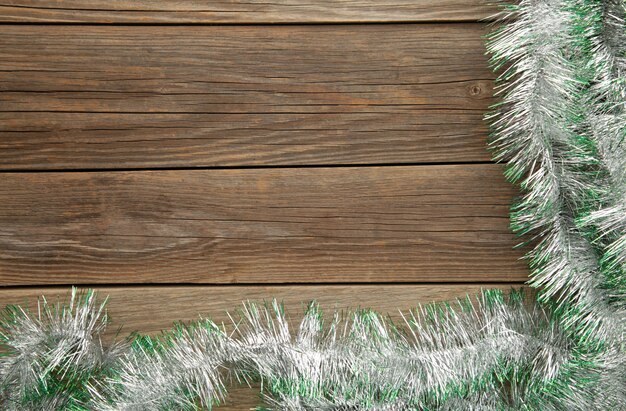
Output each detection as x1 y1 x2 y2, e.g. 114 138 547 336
0 165 528 285
0 283 521 409
0 284 520 336
0 111 491 170
0 1 498 23
0 24 494 169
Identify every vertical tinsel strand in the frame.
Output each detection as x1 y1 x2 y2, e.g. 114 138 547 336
576 0 626 305
485 0 620 342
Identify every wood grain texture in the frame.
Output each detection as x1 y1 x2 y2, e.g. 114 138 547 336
0 1 498 23
0 3 525 408
0 111 491 170
0 24 494 169
0 283 521 409
0 165 528 285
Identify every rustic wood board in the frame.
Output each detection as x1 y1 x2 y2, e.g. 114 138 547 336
0 24 494 169
0 1 498 23
0 165 528 285
0 284 520 336
0 111 491 170
0 283 521 409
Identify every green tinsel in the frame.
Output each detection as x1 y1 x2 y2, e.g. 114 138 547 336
1 0 624 409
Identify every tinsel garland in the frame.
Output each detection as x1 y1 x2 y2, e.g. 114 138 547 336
1 0 624 409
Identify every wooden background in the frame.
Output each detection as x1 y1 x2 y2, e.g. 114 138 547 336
0 1 527 408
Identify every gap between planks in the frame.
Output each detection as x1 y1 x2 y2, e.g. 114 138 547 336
0 161 497 173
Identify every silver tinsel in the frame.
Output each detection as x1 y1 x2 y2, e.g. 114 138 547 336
1 289 623 409
0 289 124 410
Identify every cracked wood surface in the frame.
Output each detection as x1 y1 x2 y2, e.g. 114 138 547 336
0 24 493 169
0 1 498 23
